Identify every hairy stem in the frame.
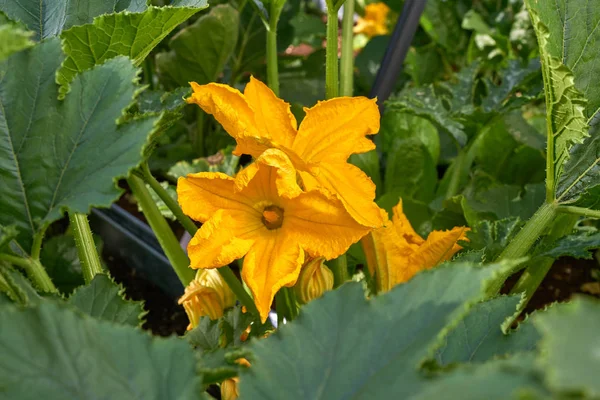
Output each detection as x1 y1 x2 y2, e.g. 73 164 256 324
0 253 57 293
30 229 45 261
330 253 348 288
128 175 194 286
326 8 339 99
340 0 355 97
266 1 284 96
557 205 600 219
140 162 199 236
69 212 104 284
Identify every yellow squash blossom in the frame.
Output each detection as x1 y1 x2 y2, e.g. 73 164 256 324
177 150 370 322
362 199 469 292
178 269 236 330
354 3 391 38
186 77 384 229
294 257 334 304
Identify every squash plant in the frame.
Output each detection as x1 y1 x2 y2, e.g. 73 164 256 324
0 0 600 399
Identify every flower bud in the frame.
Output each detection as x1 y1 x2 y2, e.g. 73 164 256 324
178 269 236 330
294 257 334 304
221 377 239 400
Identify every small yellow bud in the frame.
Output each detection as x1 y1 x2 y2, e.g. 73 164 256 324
221 377 240 400
178 269 236 330
294 257 334 304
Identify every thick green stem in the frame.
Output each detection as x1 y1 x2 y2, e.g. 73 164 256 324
330 254 348 288
509 214 578 316
0 253 57 293
69 212 104 284
128 175 194 286
326 9 340 99
217 266 259 317
340 0 355 97
266 2 283 96
557 205 600 219
30 229 45 261
140 163 199 236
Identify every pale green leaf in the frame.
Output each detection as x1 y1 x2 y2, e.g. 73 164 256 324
0 302 201 399
57 0 208 94
156 4 239 87
0 16 34 60
0 39 158 252
239 261 518 399
167 148 240 179
68 274 146 327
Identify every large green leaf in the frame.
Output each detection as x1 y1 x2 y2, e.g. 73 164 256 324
536 230 600 260
0 0 147 40
436 295 540 365
534 296 600 397
0 39 157 252
156 4 239 87
0 302 201 399
40 232 87 294
68 274 146 327
556 133 600 208
464 218 522 262
239 261 517 399
57 0 208 93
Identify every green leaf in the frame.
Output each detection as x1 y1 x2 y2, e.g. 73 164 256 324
140 181 177 220
420 0 466 52
355 36 390 89
534 296 600 397
68 274 145 327
0 15 34 60
380 110 440 164
239 261 517 399
0 302 201 399
349 150 382 199
404 44 443 86
436 295 540 365
156 5 239 88
0 40 159 252
0 224 18 253
40 233 86 294
481 59 541 114
556 133 600 208
464 218 523 261
167 147 240 179
536 231 600 260
186 316 223 351
526 6 589 195
57 0 208 94
0 0 147 40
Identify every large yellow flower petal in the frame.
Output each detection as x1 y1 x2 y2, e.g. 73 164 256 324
187 209 261 269
234 149 303 199
282 189 371 259
293 97 379 163
177 172 256 222
392 199 425 246
242 231 304 322
187 82 272 157
244 76 297 148
312 162 384 228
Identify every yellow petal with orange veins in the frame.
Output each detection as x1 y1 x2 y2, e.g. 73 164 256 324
392 199 425 246
177 172 256 222
244 76 298 148
293 97 379 163
282 189 371 259
312 162 384 228
186 82 271 158
406 227 470 278
187 210 261 269
242 231 305 323
234 149 303 199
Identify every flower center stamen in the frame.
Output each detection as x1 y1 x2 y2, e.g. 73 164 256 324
262 205 284 230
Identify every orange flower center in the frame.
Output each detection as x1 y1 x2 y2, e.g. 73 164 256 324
262 205 284 230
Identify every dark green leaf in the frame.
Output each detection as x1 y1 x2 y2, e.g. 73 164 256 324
380 110 440 164
436 295 540 365
186 316 222 351
0 40 157 252
239 261 517 399
68 274 145 327
556 133 600 208
405 44 443 86
0 224 18 253
481 59 541 113
349 150 382 198
355 35 390 89
464 218 523 262
0 302 201 399
156 5 239 87
420 0 466 52
40 233 86 294
536 231 600 260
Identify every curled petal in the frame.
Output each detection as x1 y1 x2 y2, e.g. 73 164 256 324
282 189 371 260
242 232 305 323
409 227 469 272
392 199 425 246
244 76 298 148
177 172 255 222
187 210 260 269
294 97 379 163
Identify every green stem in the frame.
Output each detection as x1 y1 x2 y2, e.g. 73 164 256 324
508 214 578 317
497 202 558 261
140 163 199 236
0 253 57 293
128 175 194 286
340 0 355 97
193 111 205 157
217 266 259 317
69 212 104 284
275 289 288 326
326 8 340 99
330 254 348 288
30 229 45 261
557 205 600 219
266 1 283 96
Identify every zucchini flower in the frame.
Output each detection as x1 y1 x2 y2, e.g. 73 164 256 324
354 3 391 38
294 257 334 304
